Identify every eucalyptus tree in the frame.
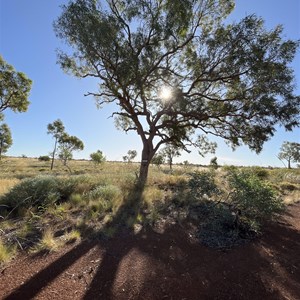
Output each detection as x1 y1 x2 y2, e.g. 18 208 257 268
90 149 106 165
55 0 300 186
58 133 84 167
0 123 12 160
123 149 137 163
161 144 181 170
278 141 300 169
47 119 65 170
0 55 32 120
151 153 165 168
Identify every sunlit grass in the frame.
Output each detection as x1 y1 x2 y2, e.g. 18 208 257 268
0 157 299 262
0 178 20 196
31 228 61 253
64 229 81 243
0 239 16 264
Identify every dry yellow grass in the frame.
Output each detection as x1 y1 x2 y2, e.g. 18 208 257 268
0 178 20 196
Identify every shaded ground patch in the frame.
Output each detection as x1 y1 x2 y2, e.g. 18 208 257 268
0 202 299 300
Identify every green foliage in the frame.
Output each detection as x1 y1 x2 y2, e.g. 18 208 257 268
246 166 269 179
187 168 284 249
58 133 84 166
228 170 284 222
38 155 50 162
0 123 12 159
47 119 65 170
55 0 299 186
47 120 84 169
188 171 220 199
86 185 121 202
90 150 106 165
197 202 242 249
123 150 137 163
278 141 300 168
0 176 80 216
209 157 218 170
0 55 32 118
196 135 217 157
151 153 165 167
162 145 181 170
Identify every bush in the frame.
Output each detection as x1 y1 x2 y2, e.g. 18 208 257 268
247 166 269 179
90 150 106 165
188 171 220 199
86 185 121 202
188 169 284 249
228 170 284 222
0 176 60 213
197 203 241 249
38 155 50 162
0 176 81 216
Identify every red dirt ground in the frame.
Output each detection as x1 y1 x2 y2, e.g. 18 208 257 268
1 202 300 300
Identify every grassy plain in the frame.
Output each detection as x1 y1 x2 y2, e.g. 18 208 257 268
0 156 299 264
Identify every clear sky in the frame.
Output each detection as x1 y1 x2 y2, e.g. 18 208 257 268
0 0 299 167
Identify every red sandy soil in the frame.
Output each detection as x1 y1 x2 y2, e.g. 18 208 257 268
1 202 299 300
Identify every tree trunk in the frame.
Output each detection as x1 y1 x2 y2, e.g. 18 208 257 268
169 158 172 171
0 139 3 161
50 138 57 170
137 142 154 189
288 159 291 169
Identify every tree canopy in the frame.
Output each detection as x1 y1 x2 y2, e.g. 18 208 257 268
90 149 106 164
55 0 300 185
58 133 84 166
0 55 32 119
278 141 300 169
0 123 12 160
47 119 65 170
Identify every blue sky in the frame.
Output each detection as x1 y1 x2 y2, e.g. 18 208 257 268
0 0 299 166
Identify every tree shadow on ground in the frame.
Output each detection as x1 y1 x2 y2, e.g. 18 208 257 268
4 189 300 300
4 183 145 300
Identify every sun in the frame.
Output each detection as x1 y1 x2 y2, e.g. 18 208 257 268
159 86 172 101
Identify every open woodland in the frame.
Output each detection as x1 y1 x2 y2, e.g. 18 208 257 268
1 0 300 298
0 157 299 299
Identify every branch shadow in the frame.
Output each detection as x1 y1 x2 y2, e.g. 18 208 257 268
4 183 145 300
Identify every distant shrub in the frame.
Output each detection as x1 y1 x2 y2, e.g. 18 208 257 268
222 165 238 173
90 150 106 165
38 155 50 162
247 166 269 179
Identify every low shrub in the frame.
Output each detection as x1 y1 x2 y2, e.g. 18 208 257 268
247 166 269 179
228 170 284 222
0 176 61 214
85 185 121 202
188 169 284 249
188 171 220 199
197 203 242 249
0 176 82 217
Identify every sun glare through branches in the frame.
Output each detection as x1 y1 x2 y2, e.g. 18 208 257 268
159 86 173 102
